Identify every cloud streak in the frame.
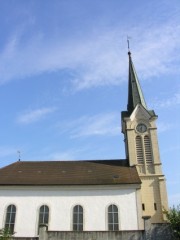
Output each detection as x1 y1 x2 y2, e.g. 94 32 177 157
17 107 57 124
46 147 90 161
157 122 174 133
0 17 180 90
151 92 180 109
56 112 121 138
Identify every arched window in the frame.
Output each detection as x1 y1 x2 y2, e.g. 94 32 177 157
38 205 49 229
136 136 144 164
108 204 119 231
73 205 83 231
5 204 16 234
144 136 153 164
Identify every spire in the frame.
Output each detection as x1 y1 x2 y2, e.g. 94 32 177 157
127 51 147 113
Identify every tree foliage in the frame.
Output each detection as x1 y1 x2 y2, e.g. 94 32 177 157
164 204 180 240
0 228 12 240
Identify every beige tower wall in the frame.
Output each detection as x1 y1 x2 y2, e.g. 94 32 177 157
140 176 165 223
122 105 169 223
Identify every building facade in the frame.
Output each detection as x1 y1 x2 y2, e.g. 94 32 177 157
0 51 168 237
0 185 142 237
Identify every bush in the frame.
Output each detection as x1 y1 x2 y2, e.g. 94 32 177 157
164 204 180 240
0 228 12 240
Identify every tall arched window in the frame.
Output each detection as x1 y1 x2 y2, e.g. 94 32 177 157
5 204 16 233
136 136 144 164
108 204 119 231
38 205 49 230
144 136 153 164
73 205 83 231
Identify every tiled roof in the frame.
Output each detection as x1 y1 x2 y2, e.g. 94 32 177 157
0 160 141 185
127 51 147 114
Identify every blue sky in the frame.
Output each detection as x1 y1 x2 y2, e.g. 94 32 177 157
0 0 180 207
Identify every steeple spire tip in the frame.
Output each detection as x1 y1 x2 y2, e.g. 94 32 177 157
128 50 131 58
127 36 131 57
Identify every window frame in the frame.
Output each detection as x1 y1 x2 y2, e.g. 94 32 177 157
72 205 83 231
38 205 49 233
107 204 119 231
4 204 16 234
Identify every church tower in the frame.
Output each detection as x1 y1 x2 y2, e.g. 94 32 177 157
121 51 168 223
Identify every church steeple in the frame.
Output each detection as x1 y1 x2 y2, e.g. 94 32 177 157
121 49 168 223
127 51 147 113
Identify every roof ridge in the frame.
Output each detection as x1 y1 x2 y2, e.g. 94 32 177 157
4 159 125 163
0 161 21 170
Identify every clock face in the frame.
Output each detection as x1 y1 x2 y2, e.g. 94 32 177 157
136 123 147 133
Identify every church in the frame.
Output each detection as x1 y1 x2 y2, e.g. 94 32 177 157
0 50 168 238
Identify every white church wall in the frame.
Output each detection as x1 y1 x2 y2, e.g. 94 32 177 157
0 185 140 237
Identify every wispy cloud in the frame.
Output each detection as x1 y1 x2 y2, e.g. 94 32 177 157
157 122 174 133
48 151 76 160
17 107 57 124
0 17 180 90
46 147 90 161
151 92 180 109
56 112 121 138
26 143 95 161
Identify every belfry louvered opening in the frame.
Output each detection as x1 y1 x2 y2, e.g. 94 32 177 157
144 136 153 164
136 136 144 164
